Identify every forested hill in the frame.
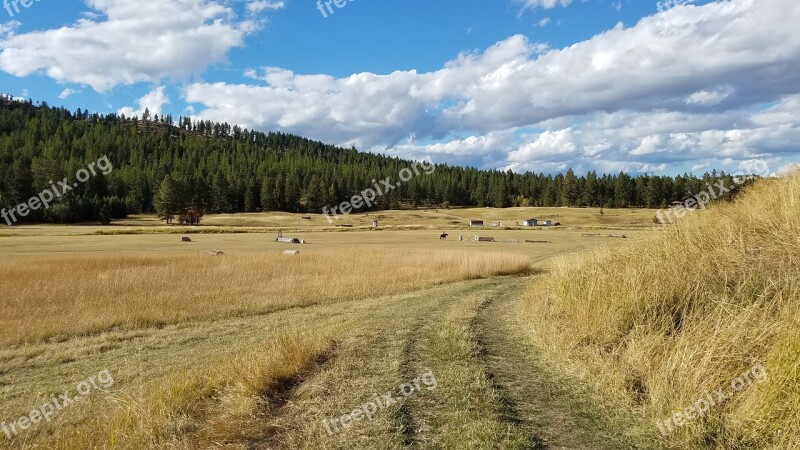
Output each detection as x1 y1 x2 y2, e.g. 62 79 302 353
0 96 744 224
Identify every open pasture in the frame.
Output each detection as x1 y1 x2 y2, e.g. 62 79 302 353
0 211 658 449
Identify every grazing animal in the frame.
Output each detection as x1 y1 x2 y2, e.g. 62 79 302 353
440 232 449 240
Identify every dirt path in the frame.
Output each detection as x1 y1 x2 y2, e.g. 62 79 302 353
20 274 653 449
474 286 650 450
237 275 654 449
396 276 538 449
244 278 511 449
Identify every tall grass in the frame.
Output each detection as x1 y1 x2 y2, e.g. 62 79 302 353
521 174 800 448
0 249 531 346
20 331 332 449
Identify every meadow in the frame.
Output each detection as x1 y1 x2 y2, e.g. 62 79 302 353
2 197 796 449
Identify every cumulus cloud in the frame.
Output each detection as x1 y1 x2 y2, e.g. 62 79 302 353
0 0 254 92
9 0 795 175
503 96 800 174
118 86 170 117
183 0 800 173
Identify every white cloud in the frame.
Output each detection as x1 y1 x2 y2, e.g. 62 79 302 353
58 88 79 99
118 86 170 117
517 0 573 11
0 21 20 38
686 86 735 105
247 0 285 13
183 0 800 173
503 96 800 174
657 0 695 12
0 0 253 92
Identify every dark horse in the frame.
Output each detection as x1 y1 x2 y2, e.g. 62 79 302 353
440 232 449 240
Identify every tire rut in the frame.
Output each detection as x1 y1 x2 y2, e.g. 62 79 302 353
474 285 645 450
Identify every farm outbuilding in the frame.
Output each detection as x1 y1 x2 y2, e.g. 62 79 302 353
277 237 305 244
469 220 484 227
540 219 553 226
521 218 538 226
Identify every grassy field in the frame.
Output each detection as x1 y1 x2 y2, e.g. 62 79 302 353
520 174 800 449
2 196 794 449
0 206 658 237
1 211 641 448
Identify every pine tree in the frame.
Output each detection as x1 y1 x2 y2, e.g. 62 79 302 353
154 175 183 224
561 169 579 207
260 176 274 211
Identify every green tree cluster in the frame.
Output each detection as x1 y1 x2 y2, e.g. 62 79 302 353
0 96 752 224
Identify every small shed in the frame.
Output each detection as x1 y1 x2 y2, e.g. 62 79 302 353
521 218 538 227
277 237 305 244
540 219 553 226
469 220 484 227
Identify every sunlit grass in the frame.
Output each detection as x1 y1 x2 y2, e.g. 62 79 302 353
0 249 531 346
521 174 800 448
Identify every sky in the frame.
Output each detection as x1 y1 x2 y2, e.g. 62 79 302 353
1 0 799 176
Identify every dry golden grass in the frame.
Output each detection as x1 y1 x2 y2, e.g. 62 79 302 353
520 174 800 448
28 331 332 450
0 249 531 346
0 207 655 237
195 207 656 230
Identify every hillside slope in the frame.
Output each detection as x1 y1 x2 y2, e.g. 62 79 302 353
521 174 800 449
1 97 746 225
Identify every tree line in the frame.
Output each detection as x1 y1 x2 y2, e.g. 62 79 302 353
0 96 752 224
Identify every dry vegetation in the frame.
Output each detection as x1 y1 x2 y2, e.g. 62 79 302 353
0 206 655 237
195 207 656 231
520 174 800 448
30 331 332 449
0 249 532 346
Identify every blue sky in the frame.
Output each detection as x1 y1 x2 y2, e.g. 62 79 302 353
1 0 798 176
